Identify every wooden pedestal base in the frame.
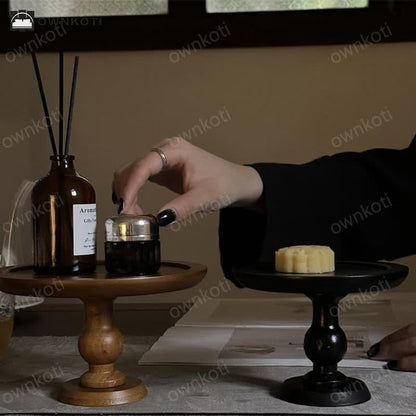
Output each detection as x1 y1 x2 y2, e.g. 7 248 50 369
62 297 147 407
59 377 147 407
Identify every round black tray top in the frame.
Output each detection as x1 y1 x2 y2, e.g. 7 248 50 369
233 261 409 294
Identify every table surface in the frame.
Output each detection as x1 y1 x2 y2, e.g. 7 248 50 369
1 335 415 415
2 303 415 415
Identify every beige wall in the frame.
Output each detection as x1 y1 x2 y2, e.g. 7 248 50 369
1 41 415 303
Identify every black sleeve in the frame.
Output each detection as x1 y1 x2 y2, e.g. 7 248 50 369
219 136 416 286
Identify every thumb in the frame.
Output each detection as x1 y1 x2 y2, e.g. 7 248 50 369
157 189 224 227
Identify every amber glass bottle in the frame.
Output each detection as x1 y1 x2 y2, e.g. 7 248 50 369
32 155 96 275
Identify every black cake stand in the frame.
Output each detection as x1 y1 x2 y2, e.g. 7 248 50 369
233 261 409 407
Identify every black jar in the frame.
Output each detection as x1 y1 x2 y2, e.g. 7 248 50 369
105 214 161 275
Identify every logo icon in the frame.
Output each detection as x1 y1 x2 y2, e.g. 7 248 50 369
10 10 34 31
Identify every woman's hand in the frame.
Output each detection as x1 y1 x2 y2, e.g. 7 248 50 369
112 137 263 225
367 323 416 371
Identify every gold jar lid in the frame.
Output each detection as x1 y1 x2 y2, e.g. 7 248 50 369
105 214 159 242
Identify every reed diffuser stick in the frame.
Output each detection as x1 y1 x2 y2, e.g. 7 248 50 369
31 53 58 157
59 51 64 157
65 56 79 156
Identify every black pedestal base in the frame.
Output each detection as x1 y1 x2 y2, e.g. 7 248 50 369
279 375 371 407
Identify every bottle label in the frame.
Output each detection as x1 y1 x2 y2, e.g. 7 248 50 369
73 204 97 256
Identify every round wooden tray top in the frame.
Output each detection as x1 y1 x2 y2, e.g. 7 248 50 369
0 261 207 298
233 261 409 294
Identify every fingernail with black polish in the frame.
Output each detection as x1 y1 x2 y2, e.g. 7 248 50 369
117 199 124 215
157 209 176 226
387 360 398 370
112 191 118 204
367 342 380 358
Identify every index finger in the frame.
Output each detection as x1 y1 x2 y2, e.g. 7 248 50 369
120 153 162 212
120 140 181 212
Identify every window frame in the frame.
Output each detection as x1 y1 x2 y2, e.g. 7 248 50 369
0 0 415 53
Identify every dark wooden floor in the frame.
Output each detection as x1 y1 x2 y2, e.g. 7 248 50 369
13 303 185 337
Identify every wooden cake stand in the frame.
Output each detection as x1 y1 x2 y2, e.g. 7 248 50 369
0 261 207 407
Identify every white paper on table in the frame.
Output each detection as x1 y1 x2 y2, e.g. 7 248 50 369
139 325 397 368
141 295 415 367
219 327 369 359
